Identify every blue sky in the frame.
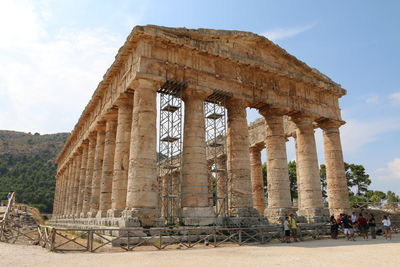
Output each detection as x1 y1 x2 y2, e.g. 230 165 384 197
0 0 399 194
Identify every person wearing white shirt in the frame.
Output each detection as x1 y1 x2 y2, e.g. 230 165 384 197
382 215 392 240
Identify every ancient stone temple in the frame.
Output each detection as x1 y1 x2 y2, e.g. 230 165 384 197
52 25 350 228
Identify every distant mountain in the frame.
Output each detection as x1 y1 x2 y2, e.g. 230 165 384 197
0 130 69 213
0 130 68 155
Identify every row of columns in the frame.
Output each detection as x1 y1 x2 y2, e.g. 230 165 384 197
248 110 350 221
53 80 349 225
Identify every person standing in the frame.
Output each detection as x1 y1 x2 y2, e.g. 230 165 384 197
330 215 339 239
289 214 299 242
283 216 291 243
368 213 376 239
357 213 368 239
343 215 355 241
351 212 358 235
382 215 392 240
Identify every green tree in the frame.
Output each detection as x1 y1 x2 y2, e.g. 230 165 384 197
319 164 328 198
366 190 386 205
345 163 371 196
386 190 400 208
287 161 298 201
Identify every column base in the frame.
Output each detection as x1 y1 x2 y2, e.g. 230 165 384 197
86 211 98 218
181 207 216 226
96 210 108 218
297 208 329 223
79 212 87 218
107 209 123 218
230 207 260 217
264 207 297 224
122 208 162 227
328 207 352 217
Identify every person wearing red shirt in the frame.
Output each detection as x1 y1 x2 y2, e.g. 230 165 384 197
358 213 368 239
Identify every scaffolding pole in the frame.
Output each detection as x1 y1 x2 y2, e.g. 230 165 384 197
204 89 231 217
157 81 185 225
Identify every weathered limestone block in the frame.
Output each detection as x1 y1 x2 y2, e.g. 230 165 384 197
125 80 160 226
226 99 258 217
249 146 265 216
109 96 133 217
88 124 106 218
98 112 118 218
292 115 326 221
319 120 350 215
81 133 96 217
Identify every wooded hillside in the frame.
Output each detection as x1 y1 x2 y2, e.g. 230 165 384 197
0 130 69 213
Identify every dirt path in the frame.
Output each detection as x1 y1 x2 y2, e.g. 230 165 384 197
1 235 399 267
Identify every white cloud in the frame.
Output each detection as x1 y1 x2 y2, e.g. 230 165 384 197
262 23 316 41
0 0 144 134
376 158 400 181
340 117 400 154
365 95 379 104
389 92 400 104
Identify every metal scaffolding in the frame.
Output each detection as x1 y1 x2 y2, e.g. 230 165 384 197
157 81 185 225
204 90 231 217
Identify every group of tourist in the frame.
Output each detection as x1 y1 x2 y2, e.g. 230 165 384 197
330 212 392 241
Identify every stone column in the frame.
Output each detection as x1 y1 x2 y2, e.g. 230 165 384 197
57 172 65 216
124 79 159 226
292 115 325 221
76 140 89 216
109 96 133 217
216 156 228 216
61 162 71 216
260 109 293 220
71 149 82 216
53 173 61 216
97 111 118 217
294 136 301 210
181 88 214 225
66 157 77 216
319 120 350 215
81 132 96 217
88 123 106 218
226 99 257 217
249 146 265 216
57 172 64 216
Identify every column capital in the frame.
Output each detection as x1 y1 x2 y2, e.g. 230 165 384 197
88 131 97 139
102 108 118 121
289 113 318 132
225 98 248 110
81 139 89 147
258 105 289 117
131 78 161 91
182 87 209 101
115 93 133 106
318 119 345 130
249 145 263 153
96 121 106 131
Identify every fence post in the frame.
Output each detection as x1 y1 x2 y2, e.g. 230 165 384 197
260 228 265 244
88 230 93 252
50 228 56 251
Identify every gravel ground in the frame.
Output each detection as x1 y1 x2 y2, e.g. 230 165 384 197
1 235 399 267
